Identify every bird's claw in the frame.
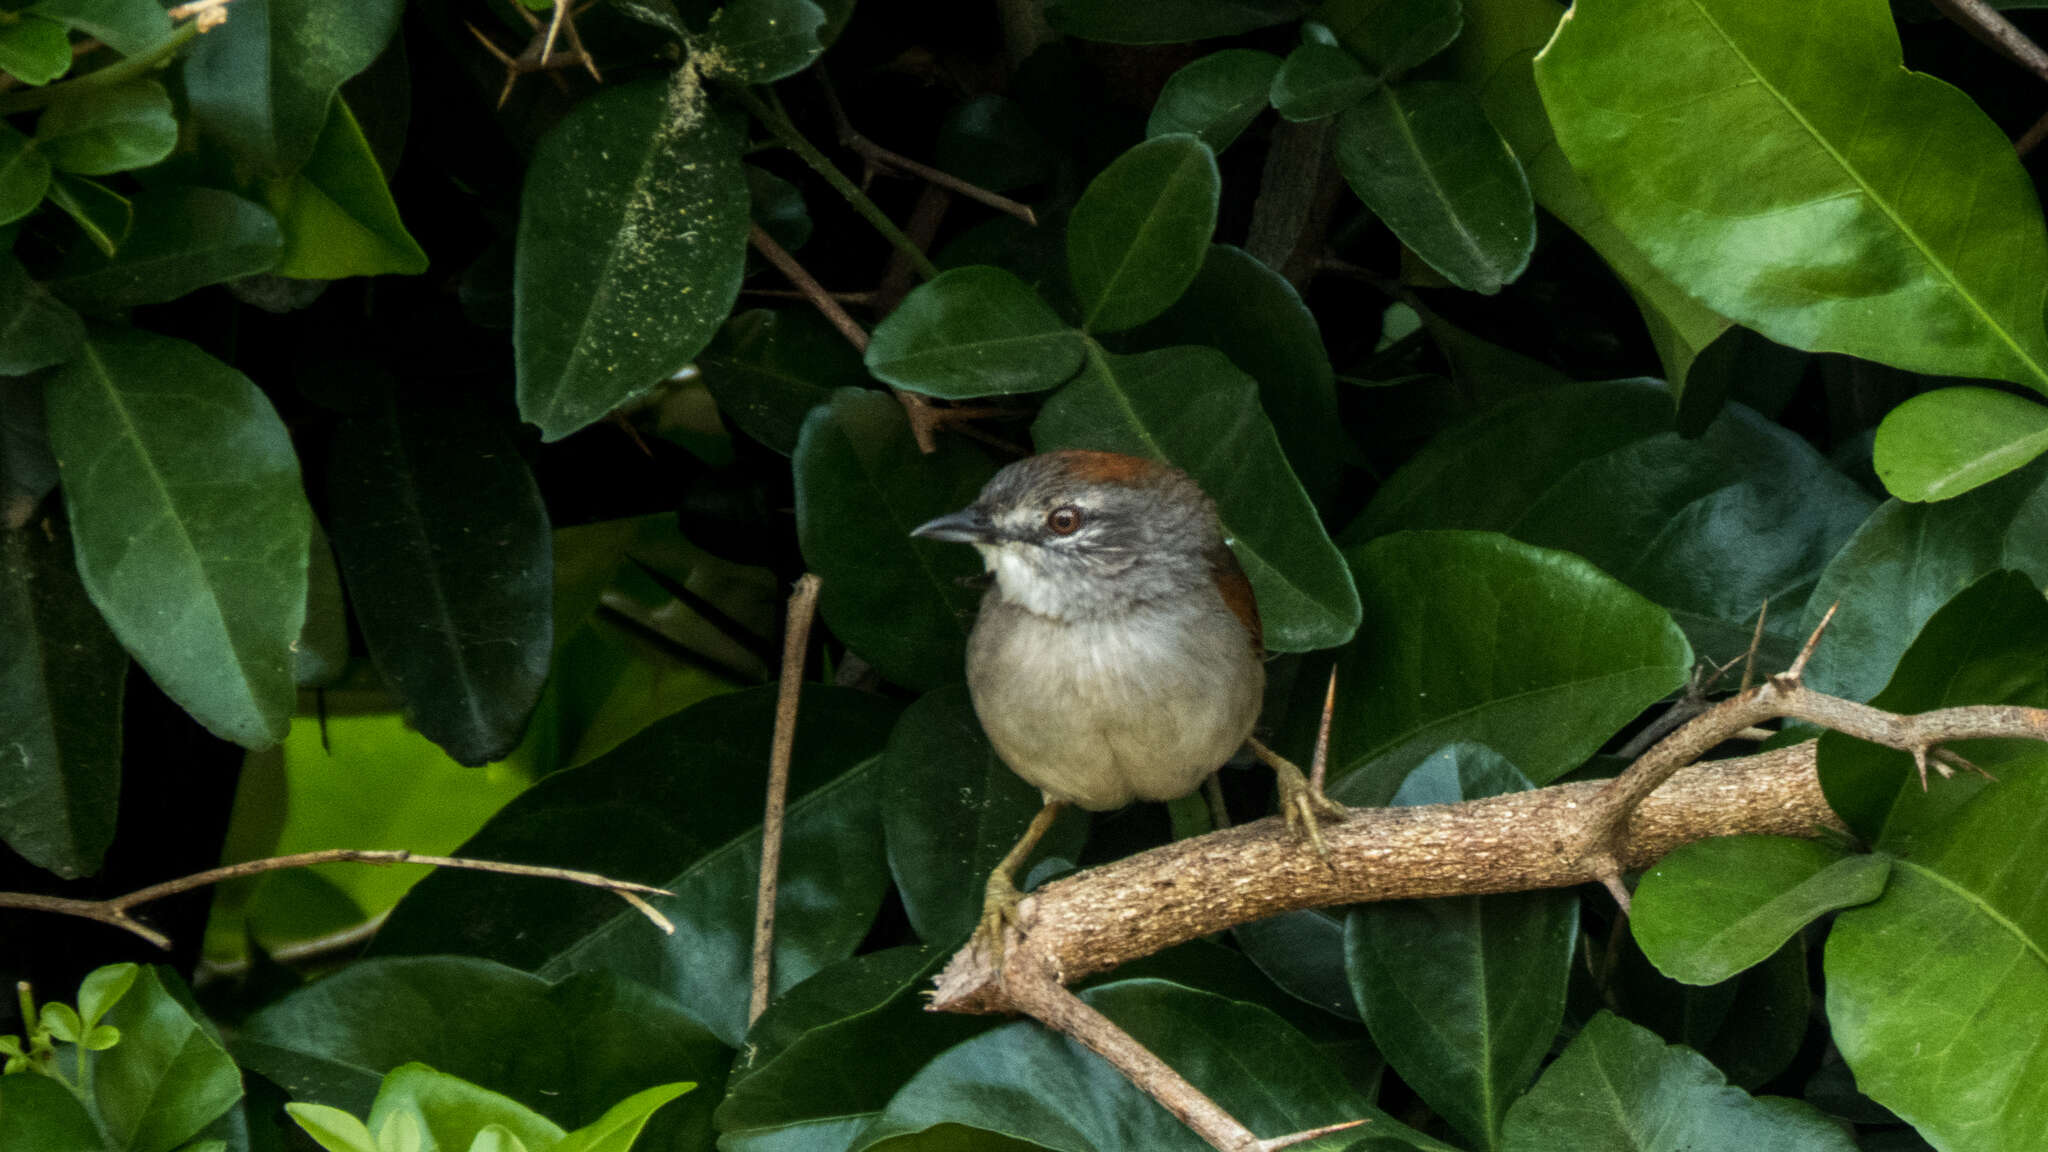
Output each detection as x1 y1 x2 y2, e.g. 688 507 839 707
1274 759 1347 860
974 869 1025 963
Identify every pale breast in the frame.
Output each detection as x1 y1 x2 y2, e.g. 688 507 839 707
965 597 1264 811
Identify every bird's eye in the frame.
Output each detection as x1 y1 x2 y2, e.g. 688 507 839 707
1046 505 1083 535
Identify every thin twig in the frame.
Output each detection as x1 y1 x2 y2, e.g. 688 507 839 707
749 224 868 350
750 573 823 1025
2018 106 2048 155
819 74 1039 226
1929 0 2048 86
1739 599 1768 694
0 849 675 951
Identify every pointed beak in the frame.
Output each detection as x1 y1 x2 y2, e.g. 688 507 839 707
911 506 996 544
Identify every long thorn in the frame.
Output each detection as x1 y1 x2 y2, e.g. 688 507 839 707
1740 598 1768 693
1310 666 1337 794
1784 601 1838 683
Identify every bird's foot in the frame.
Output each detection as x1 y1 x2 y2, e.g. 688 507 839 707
974 868 1026 963
1272 756 1348 860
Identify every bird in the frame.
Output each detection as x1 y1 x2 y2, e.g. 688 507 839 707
912 449 1346 948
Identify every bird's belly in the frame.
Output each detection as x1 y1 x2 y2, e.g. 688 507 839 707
967 606 1263 811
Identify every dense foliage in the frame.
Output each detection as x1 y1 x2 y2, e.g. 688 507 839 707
3 0 2048 1148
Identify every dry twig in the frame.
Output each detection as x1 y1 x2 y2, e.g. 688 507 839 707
750 573 824 1025
819 75 1039 226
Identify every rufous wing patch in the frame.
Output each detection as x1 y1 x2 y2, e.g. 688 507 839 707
1208 542 1263 654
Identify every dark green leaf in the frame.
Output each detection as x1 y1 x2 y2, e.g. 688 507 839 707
866 266 1083 398
1335 531 1692 797
183 0 404 176
0 123 53 225
0 514 123 878
699 0 825 83
1322 0 1463 77
0 254 83 373
1067 134 1219 333
1335 82 1533 294
30 0 172 57
1269 44 1371 122
698 309 860 456
1614 935 1813 1092
52 186 283 312
262 96 428 279
515 75 749 441
0 14 70 85
93 967 244 1152
1045 0 1311 42
934 95 1057 194
1502 1012 1855 1151
326 397 552 765
1872 387 2048 502
44 172 132 256
237 959 727 1152
1534 0 2048 392
0 1073 100 1151
745 164 810 252
35 80 177 175
1034 344 1361 651
880 685 1086 944
1128 244 1349 504
45 328 309 747
1346 745 1577 1151
1632 838 1888 986
1235 911 1357 1021
293 517 347 687
371 686 899 1047
1146 49 1282 153
0 377 58 527
793 389 995 689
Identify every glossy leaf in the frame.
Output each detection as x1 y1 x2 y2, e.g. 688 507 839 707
35 80 177 175
45 172 131 256
0 14 69 84
52 187 283 312
793 389 995 689
1346 745 1577 1151
865 265 1084 398
0 123 53 225
0 515 124 878
557 1083 695 1152
699 0 825 83
1502 1012 1856 1151
0 1072 101 1151
1067 134 1219 333
30 0 172 57
371 686 899 1047
1034 344 1361 652
1632 838 1888 986
1535 0 2048 392
0 254 83 374
698 309 862 455
1322 0 1462 77
1128 244 1349 505
92 966 245 1152
1269 44 1371 122
1355 379 1877 668
1335 82 1533 295
1146 49 1282 153
1617 934 1812 1092
1335 531 1692 798
263 97 428 279
1044 0 1311 43
1873 386 2048 502
45 328 309 747
183 0 404 176
1233 909 1356 1021
238 958 727 1150
366 1064 564 1152
326 398 552 765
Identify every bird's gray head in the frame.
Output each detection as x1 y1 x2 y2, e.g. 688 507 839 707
911 450 1224 620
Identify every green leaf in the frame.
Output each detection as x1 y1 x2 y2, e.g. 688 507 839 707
1146 49 1282 153
285 1104 379 1152
45 172 132 256
555 1083 693 1152
934 95 1057 195
1234 909 1357 1021
1127 244 1350 505
295 517 348 687
0 377 58 527
0 1074 101 1152
326 397 552 765
0 123 53 225
865 266 1084 398
263 96 428 279
515 74 749 441
1335 531 1692 797
793 389 995 689
698 309 863 455
41 1000 83 1042
698 0 825 83
92 967 244 1152
78 963 140 1030
45 328 310 747
1501 1012 1855 1151
1334 82 1533 295
371 686 899 1047
1873 387 2048 502
1534 0 2048 393
366 1065 563 1152
1269 44 1371 122
0 14 70 85
29 0 172 58
744 164 809 252
1345 745 1577 1151
35 80 177 175
0 254 84 373
880 686 1086 944
238 960 727 1149
1800 457 2048 700
1067 134 1219 333
1034 344 1362 651
1321 0 1463 78
1044 0 1310 42
1354 379 1877 669
183 0 404 177
0 515 124 878
1632 838 1889 986
51 187 283 312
